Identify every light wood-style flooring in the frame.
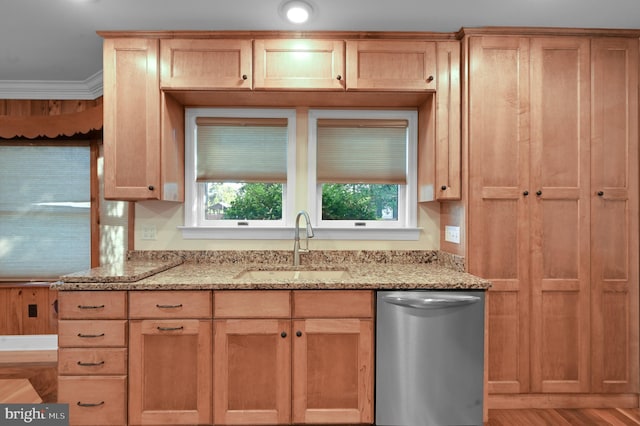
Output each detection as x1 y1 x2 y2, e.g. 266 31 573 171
487 408 640 425
2 368 640 426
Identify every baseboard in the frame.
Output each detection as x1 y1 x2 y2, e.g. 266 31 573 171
488 393 639 409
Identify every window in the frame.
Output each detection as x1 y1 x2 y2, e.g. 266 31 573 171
308 109 418 239
0 143 91 279
182 108 296 239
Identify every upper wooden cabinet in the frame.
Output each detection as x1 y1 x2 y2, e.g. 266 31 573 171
418 41 462 202
253 39 345 90
345 40 437 91
102 37 184 201
103 38 161 200
160 39 252 90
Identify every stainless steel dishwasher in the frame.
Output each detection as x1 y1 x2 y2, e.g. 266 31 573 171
376 290 485 426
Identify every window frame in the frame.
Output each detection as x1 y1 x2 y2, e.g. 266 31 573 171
0 140 98 281
307 109 419 240
182 108 297 239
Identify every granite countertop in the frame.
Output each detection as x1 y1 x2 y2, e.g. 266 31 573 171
53 250 491 291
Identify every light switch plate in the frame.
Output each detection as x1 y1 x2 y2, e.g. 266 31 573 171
444 225 460 244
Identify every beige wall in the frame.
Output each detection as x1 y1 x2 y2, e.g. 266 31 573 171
134 200 440 251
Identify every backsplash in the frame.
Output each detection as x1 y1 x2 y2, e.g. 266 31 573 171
127 250 465 272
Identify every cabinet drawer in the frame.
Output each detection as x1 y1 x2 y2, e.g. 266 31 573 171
293 290 373 318
58 320 127 348
58 348 127 375
129 290 212 319
58 291 127 320
214 290 291 318
59 376 126 426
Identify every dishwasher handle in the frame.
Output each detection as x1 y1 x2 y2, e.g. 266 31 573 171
382 294 481 310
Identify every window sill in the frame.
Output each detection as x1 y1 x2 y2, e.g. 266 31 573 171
178 226 421 240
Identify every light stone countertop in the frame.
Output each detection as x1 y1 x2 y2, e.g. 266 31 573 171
53 250 490 291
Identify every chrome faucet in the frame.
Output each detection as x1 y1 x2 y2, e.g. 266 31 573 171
293 210 314 266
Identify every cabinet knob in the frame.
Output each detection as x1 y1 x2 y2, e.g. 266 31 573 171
148 185 155 191
523 190 529 196
441 185 447 191
536 190 542 196
597 191 604 197
336 75 342 81
281 331 287 338
427 75 434 83
296 331 302 337
242 74 248 80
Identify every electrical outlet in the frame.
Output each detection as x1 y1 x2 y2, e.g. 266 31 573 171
444 226 461 244
141 224 157 240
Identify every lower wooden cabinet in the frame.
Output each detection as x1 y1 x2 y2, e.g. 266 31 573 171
213 290 374 425
214 319 292 425
58 376 127 426
292 318 374 425
128 319 213 426
59 289 374 425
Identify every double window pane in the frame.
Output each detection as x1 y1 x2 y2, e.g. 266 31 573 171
0 145 90 279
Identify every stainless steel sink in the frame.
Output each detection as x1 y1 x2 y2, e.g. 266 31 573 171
234 269 351 280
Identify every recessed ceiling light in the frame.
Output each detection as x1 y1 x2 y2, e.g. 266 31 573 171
279 0 314 24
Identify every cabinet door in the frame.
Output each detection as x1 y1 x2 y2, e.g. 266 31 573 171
590 37 639 393
434 41 461 199
467 36 531 394
128 319 212 425
529 37 591 394
292 319 373 424
345 40 436 91
160 39 252 90
103 38 161 200
253 39 345 90
213 319 291 425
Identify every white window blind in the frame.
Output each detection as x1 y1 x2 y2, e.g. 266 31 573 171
196 117 289 183
316 119 408 184
0 144 90 279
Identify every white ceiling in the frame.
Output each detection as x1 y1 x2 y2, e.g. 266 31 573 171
1 0 639 98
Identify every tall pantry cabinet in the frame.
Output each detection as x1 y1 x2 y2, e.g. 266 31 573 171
464 32 638 401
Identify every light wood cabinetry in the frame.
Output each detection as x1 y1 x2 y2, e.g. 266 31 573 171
465 33 639 400
590 37 639 394
103 38 161 200
253 39 345 90
57 291 128 426
418 41 462 202
160 39 252 90
213 290 374 425
291 291 374 425
128 291 212 425
213 291 291 425
102 37 184 201
345 40 436 91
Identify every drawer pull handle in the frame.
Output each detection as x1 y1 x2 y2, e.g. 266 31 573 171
77 401 105 407
156 304 183 309
77 361 105 367
77 333 105 338
78 304 105 310
157 326 184 331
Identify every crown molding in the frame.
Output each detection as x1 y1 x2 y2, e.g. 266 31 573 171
0 70 103 100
